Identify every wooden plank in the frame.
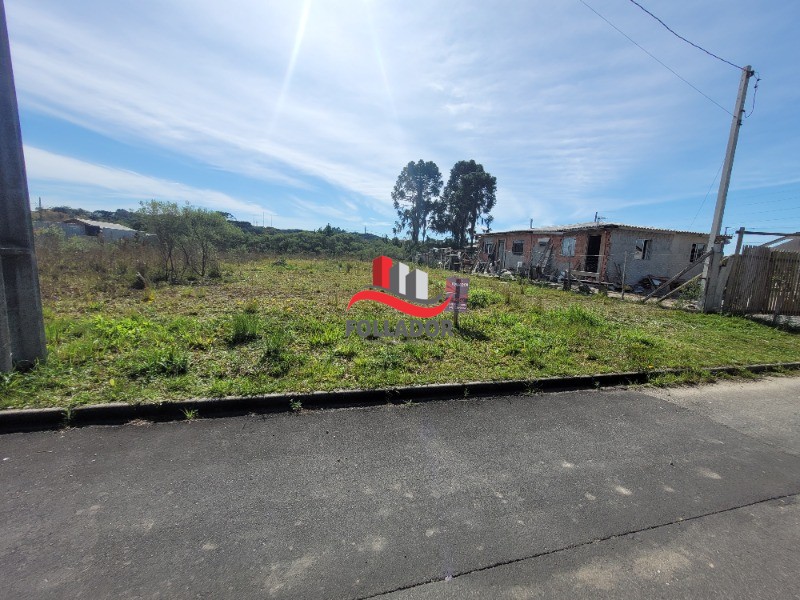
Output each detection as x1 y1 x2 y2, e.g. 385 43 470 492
641 250 713 303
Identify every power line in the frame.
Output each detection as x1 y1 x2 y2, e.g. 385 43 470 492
744 217 800 224
689 160 725 228
745 73 761 118
733 206 800 216
735 195 800 207
577 0 733 116
627 0 744 70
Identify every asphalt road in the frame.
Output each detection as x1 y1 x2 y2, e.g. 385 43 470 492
1 377 799 599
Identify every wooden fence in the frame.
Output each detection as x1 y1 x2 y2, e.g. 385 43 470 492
723 246 800 315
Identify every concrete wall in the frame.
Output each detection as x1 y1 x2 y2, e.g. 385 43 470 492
99 227 139 241
607 230 708 286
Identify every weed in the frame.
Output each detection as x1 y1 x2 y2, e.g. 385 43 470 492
309 326 341 348
468 288 504 309
551 305 606 328
674 279 702 310
289 398 302 412
0 371 21 394
373 346 403 370
524 381 539 396
182 408 199 420
333 342 359 359
127 347 189 378
257 325 297 377
242 299 259 314
6 256 800 409
229 312 260 345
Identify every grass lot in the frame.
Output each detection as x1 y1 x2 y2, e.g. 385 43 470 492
2 257 799 410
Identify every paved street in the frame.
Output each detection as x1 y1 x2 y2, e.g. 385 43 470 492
1 377 799 599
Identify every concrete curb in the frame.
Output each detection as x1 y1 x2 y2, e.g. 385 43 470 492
2 362 799 434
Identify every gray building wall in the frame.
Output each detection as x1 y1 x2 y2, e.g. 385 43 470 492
99 227 138 241
608 230 708 285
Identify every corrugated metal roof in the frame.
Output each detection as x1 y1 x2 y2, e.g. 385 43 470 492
65 218 138 232
478 222 707 237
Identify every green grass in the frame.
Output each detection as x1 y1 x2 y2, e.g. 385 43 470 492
3 257 800 410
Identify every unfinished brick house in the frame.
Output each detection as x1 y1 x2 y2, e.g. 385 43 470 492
476 222 709 286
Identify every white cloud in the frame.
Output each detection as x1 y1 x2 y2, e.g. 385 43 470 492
6 0 799 234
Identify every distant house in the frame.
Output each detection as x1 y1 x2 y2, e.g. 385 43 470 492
60 218 142 241
477 222 709 285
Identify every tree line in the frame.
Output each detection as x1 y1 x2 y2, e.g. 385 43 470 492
392 159 496 248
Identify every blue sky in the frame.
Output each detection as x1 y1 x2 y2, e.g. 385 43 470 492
6 0 800 241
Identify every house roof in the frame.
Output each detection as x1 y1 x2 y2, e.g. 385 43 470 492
478 222 707 237
65 218 138 232
774 237 800 252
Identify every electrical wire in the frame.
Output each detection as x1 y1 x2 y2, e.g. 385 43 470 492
689 161 725 228
735 195 800 207
627 0 744 70
735 206 800 216
744 217 800 224
577 0 733 116
745 73 761 118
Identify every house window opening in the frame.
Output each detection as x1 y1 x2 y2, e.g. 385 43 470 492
634 239 651 260
690 243 706 262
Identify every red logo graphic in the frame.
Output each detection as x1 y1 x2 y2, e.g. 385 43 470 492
347 256 451 318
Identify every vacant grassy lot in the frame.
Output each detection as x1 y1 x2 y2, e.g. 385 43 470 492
2 256 799 410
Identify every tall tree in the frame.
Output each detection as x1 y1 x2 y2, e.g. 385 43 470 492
391 160 442 244
139 200 186 281
431 160 497 248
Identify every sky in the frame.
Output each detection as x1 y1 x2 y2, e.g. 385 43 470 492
5 0 800 243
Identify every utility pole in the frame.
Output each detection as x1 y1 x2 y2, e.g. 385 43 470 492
700 65 754 312
0 0 47 371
